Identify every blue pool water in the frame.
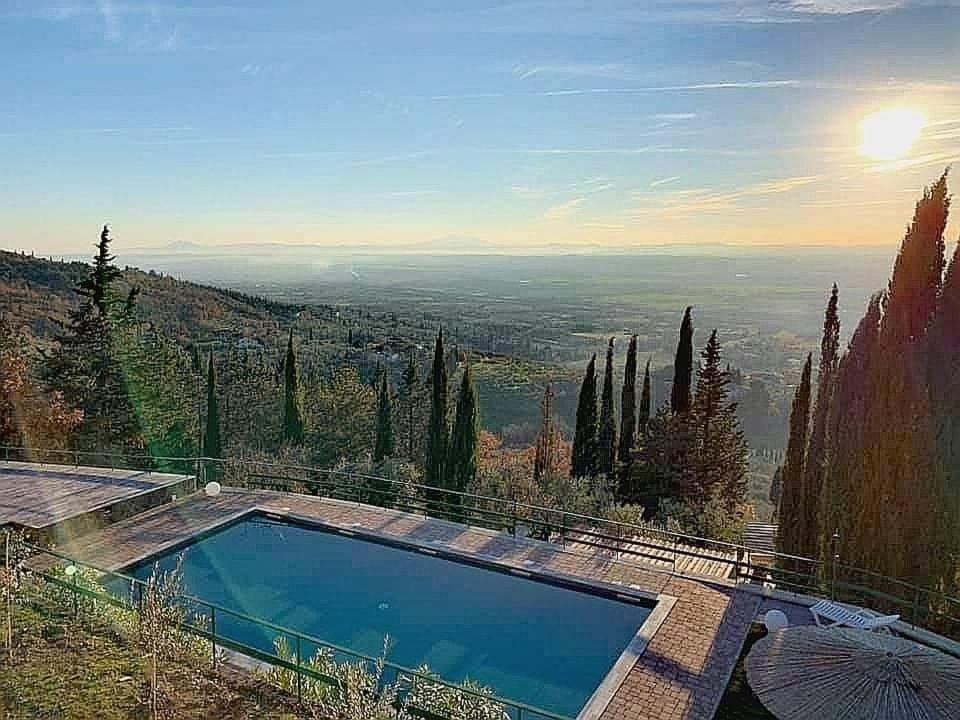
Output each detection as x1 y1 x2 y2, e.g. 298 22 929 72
120 514 652 717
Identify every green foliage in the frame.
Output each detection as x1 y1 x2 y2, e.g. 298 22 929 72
571 354 598 478
203 352 222 461
374 369 395 463
798 284 839 556
597 338 617 477
638 358 651 434
282 330 304 445
425 328 448 494
617 335 638 478
44 226 143 452
670 306 693 414
305 365 376 468
447 364 479 497
777 353 811 556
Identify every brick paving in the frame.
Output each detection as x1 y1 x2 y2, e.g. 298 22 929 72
47 487 760 720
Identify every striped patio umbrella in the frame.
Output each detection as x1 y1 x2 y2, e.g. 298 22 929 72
745 626 960 720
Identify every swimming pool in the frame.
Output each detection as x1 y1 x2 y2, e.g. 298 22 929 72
119 513 654 717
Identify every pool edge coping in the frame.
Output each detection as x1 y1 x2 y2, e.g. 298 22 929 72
577 594 678 720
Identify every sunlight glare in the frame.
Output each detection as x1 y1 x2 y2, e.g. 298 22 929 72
857 107 926 161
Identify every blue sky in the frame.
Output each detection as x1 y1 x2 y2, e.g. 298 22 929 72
3 1 960 253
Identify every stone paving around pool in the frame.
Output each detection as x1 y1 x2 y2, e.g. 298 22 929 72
50 487 761 720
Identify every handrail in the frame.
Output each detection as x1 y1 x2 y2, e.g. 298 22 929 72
4 445 960 638
20 540 572 720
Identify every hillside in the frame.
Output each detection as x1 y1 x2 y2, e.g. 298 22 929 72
0 249 575 437
0 250 297 348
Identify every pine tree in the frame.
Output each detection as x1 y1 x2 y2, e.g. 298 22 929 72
571 354 598 478
45 225 141 451
777 353 812 556
448 365 479 498
690 330 749 512
425 328 448 494
799 284 839 557
638 359 651 435
374 369 395 463
282 329 304 444
597 338 617 477
671 307 694 414
203 351 222 466
534 384 561 482
618 335 638 477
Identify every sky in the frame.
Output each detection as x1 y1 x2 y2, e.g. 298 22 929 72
2 1 960 254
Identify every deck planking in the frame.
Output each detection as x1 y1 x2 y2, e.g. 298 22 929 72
0 461 192 530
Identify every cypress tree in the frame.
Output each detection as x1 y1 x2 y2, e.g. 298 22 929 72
571 354 598 478
597 338 617 477
638 359 651 435
618 335 638 476
282 329 304 444
534 384 561 482
448 364 479 497
777 353 812 557
671 307 694 414
820 294 881 563
799 284 839 557
374 370 394 463
203 351 222 464
425 328 448 493
401 354 419 459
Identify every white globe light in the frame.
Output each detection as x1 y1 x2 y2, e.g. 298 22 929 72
764 609 789 633
204 481 222 497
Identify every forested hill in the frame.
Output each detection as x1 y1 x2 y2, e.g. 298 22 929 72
0 249 298 347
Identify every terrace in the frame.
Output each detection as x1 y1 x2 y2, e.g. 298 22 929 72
2 454 958 720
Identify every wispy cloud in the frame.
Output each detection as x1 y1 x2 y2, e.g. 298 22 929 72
512 177 615 199
429 80 800 102
650 175 681 187
630 175 822 218
544 197 587 220
512 63 624 80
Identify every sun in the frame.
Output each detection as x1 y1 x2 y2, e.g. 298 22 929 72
857 107 926 161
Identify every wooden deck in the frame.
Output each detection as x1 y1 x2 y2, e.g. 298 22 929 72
48 486 759 720
0 461 193 531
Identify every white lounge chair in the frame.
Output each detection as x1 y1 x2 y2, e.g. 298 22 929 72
809 599 899 633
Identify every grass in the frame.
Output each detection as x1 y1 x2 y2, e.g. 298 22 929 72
713 623 776 720
0 584 302 720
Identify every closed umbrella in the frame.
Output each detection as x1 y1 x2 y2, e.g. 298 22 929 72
745 626 960 720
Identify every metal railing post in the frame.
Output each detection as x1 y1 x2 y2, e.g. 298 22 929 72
296 635 303 702
211 606 217 670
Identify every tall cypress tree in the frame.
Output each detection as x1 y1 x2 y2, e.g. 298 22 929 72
374 369 394 463
618 335 638 476
203 351 222 463
638 359 652 435
448 364 479 497
799 284 839 557
425 328 448 493
777 353 812 556
401 354 419 459
671 307 694 414
571 354 598 478
534 384 561 482
597 338 617 477
282 329 304 444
